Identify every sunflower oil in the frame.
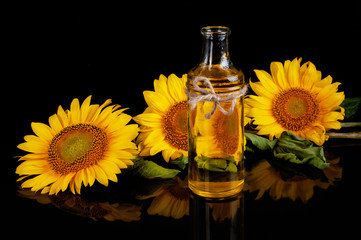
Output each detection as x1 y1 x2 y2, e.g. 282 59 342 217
187 75 245 198
187 26 246 198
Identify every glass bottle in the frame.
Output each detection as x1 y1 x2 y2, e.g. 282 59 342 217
187 26 246 198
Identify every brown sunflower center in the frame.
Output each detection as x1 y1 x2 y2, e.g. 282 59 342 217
48 123 108 175
272 88 319 131
163 101 188 151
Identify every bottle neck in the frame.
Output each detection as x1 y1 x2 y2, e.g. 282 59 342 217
200 26 232 69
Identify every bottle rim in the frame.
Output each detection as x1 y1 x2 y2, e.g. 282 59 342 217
201 26 231 36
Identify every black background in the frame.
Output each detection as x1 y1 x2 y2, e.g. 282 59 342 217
3 2 361 239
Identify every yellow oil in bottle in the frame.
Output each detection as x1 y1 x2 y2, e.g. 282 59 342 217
187 73 245 198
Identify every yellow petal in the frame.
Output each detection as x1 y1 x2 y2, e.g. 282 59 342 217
253 115 277 125
256 123 284 140
154 77 174 105
48 114 63 134
93 165 109 186
319 92 345 111
106 114 132 134
270 61 288 89
98 160 119 182
314 75 333 88
17 141 48 154
322 111 345 122
81 168 89 187
23 172 58 192
254 69 279 94
108 139 137 151
80 95 92 122
300 124 326 146
245 96 272 110
316 82 342 101
144 128 164 146
287 58 301 87
162 148 176 163
61 172 76 192
16 160 48 175
18 153 48 161
323 121 341 130
87 167 96 187
109 156 129 169
144 91 170 113
95 105 117 126
249 108 274 117
31 122 54 142
99 159 121 174
56 105 69 128
69 177 76 194
24 134 48 146
133 113 162 128
49 176 64 195
168 74 187 102
299 61 319 90
70 98 80 124
91 99 112 123
283 60 291 76
150 140 168 155
113 124 139 141
74 171 83 194
249 80 275 100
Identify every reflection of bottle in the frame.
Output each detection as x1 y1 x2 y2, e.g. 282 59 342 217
187 26 246 198
189 191 244 240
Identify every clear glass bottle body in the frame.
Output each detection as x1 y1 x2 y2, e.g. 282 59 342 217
187 26 245 198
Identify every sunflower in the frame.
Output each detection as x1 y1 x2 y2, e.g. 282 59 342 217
246 58 345 145
16 96 139 195
133 74 188 162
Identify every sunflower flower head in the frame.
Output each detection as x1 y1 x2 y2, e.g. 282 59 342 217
246 58 345 145
16 96 139 195
133 74 188 162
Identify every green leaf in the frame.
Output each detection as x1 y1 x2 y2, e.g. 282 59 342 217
244 132 275 170
124 158 180 179
245 132 275 152
171 155 188 170
340 97 361 120
272 131 329 170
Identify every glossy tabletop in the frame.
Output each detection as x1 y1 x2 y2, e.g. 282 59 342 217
5 138 360 240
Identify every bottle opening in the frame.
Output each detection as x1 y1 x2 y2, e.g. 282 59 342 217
201 26 231 36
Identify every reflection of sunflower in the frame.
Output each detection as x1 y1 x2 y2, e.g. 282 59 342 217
16 96 139 195
245 157 342 203
246 58 345 145
137 177 189 219
197 101 244 160
18 188 141 222
133 74 188 162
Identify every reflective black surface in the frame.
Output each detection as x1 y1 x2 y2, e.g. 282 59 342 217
5 139 360 240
